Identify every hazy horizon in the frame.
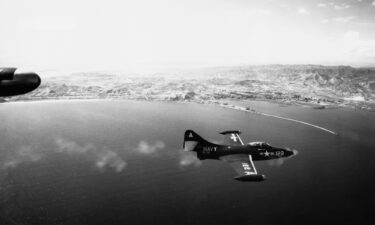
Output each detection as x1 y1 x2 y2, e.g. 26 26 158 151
19 63 375 76
1 0 375 71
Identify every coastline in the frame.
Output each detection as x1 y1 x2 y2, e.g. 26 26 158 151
2 98 339 135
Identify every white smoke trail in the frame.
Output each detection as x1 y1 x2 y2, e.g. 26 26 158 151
221 104 337 135
260 112 337 135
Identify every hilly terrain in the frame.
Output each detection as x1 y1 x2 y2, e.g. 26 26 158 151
9 65 375 111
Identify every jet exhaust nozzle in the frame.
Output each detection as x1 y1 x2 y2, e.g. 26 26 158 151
234 174 266 182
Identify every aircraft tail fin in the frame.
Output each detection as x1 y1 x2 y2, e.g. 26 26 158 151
183 130 217 152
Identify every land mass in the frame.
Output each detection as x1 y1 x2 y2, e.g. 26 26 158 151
8 65 375 111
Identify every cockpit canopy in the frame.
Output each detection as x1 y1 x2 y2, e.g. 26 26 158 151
247 142 271 148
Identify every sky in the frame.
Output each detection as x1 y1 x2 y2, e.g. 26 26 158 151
1 0 375 71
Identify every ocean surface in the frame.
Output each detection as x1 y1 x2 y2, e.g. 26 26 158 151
0 100 374 225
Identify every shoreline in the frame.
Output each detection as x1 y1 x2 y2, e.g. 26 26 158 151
3 98 339 135
7 93 375 112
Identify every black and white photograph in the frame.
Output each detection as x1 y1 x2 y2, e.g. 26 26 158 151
0 0 374 224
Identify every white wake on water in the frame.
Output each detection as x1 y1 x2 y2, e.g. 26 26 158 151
221 104 338 135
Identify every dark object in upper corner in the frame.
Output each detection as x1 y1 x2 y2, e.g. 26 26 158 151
0 68 41 97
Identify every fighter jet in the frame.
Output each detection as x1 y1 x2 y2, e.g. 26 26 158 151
183 130 298 181
0 68 41 97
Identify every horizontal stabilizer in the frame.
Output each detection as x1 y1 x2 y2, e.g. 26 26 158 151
220 130 244 146
220 130 241 135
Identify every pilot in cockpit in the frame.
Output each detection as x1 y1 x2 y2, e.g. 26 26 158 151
247 142 271 149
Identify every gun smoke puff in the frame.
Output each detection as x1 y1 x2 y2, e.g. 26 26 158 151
1 145 43 169
54 137 95 154
54 137 127 172
134 140 166 154
267 158 285 167
95 147 127 172
178 151 202 167
0 137 127 173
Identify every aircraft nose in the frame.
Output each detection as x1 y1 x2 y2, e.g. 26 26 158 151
284 148 298 157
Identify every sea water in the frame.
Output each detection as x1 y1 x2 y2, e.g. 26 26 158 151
0 100 374 225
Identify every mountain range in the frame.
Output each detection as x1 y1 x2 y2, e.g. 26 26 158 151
9 65 375 111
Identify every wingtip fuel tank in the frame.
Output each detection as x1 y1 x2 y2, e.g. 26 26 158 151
0 68 41 97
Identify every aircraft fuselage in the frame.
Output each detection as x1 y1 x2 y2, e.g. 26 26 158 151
183 130 298 181
196 144 295 161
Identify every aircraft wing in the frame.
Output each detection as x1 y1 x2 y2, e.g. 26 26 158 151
220 130 244 146
220 154 257 175
220 154 266 181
